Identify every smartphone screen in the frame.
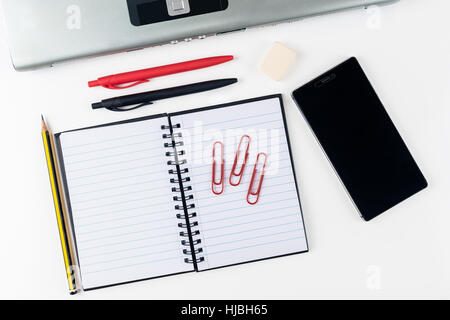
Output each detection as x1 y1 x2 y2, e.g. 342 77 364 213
292 57 427 221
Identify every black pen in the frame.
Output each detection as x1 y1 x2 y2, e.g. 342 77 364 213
92 78 238 111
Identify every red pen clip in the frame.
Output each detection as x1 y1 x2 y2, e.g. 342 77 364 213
247 153 268 205
229 135 251 186
102 80 150 90
212 142 225 195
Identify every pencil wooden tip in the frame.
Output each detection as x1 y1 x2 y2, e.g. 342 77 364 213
41 115 48 131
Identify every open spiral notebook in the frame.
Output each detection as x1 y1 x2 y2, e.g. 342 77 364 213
53 95 308 291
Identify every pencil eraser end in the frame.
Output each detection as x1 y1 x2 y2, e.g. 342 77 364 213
260 42 297 81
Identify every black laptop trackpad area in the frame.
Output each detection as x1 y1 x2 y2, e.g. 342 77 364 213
127 0 229 26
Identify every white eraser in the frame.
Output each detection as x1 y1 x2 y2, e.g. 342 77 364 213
260 42 297 81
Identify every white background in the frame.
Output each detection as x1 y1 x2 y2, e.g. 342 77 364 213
0 0 449 299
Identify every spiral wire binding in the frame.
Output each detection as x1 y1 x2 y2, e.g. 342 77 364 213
162 122 205 267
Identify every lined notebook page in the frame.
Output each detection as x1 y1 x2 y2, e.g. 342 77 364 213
171 97 308 271
58 117 192 290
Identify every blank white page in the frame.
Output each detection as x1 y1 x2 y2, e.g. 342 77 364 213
170 97 308 271
57 116 192 290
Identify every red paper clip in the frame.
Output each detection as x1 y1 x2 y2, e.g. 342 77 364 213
229 135 251 186
212 142 225 195
247 153 268 205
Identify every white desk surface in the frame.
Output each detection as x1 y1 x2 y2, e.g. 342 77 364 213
0 0 449 299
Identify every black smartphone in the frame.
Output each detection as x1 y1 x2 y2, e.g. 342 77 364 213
292 57 427 221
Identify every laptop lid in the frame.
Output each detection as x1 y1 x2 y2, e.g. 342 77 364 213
1 0 397 71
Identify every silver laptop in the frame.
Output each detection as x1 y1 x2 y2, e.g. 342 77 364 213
1 0 397 71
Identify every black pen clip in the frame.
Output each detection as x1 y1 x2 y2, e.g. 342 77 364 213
106 101 154 112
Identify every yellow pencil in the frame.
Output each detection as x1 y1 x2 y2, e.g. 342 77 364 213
41 116 77 294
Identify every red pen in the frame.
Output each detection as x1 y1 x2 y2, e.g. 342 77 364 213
88 55 234 89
